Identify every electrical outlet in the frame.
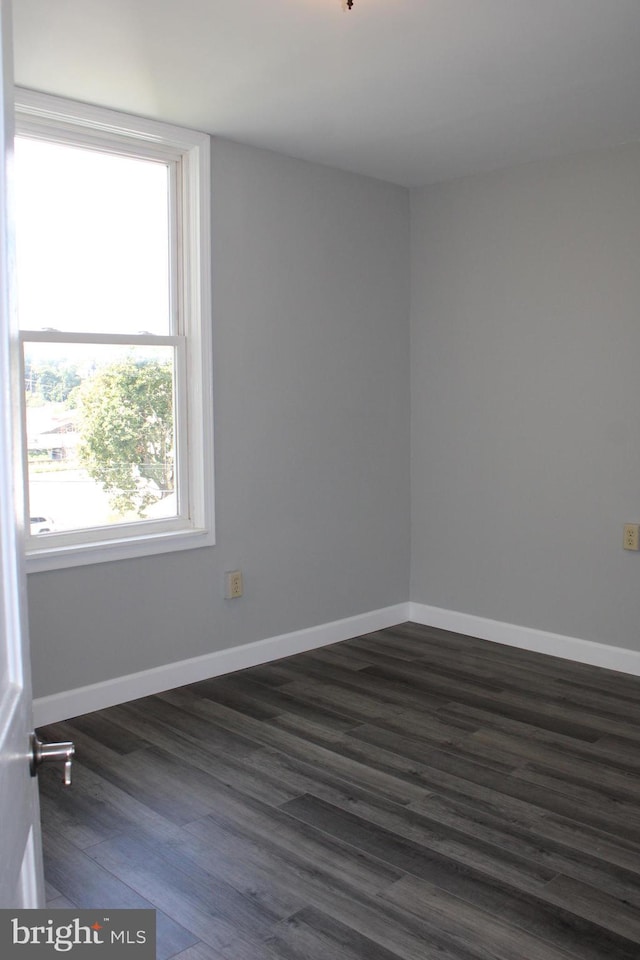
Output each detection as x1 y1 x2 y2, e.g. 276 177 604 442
623 524 640 551
225 570 243 598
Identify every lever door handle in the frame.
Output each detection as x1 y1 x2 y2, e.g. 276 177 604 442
30 734 75 786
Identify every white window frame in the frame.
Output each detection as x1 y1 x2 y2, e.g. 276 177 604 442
15 89 214 572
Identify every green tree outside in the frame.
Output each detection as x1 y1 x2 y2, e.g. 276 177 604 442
74 358 174 515
24 357 81 404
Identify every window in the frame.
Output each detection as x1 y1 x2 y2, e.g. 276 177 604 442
15 90 214 571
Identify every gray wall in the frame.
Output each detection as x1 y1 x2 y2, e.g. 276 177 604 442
27 139 411 699
410 142 640 650
30 134 640 700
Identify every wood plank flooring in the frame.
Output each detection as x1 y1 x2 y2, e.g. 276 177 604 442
36 622 640 959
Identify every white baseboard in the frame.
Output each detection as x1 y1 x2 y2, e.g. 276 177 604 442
409 602 640 678
32 602 411 727
35 599 640 727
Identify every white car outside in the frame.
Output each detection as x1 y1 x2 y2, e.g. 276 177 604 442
30 516 54 535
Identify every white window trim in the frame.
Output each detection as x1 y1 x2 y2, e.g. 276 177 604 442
15 89 215 572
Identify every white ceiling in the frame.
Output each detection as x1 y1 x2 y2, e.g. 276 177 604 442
12 0 640 188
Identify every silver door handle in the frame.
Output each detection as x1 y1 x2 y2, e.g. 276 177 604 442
30 734 75 786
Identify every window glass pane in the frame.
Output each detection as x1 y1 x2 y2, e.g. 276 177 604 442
24 342 177 534
15 137 171 334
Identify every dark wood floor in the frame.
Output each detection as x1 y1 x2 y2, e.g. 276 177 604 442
36 622 640 960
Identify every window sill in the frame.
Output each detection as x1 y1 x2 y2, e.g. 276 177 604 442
25 525 215 573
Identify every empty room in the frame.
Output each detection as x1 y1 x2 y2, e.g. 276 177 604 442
2 2 640 958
